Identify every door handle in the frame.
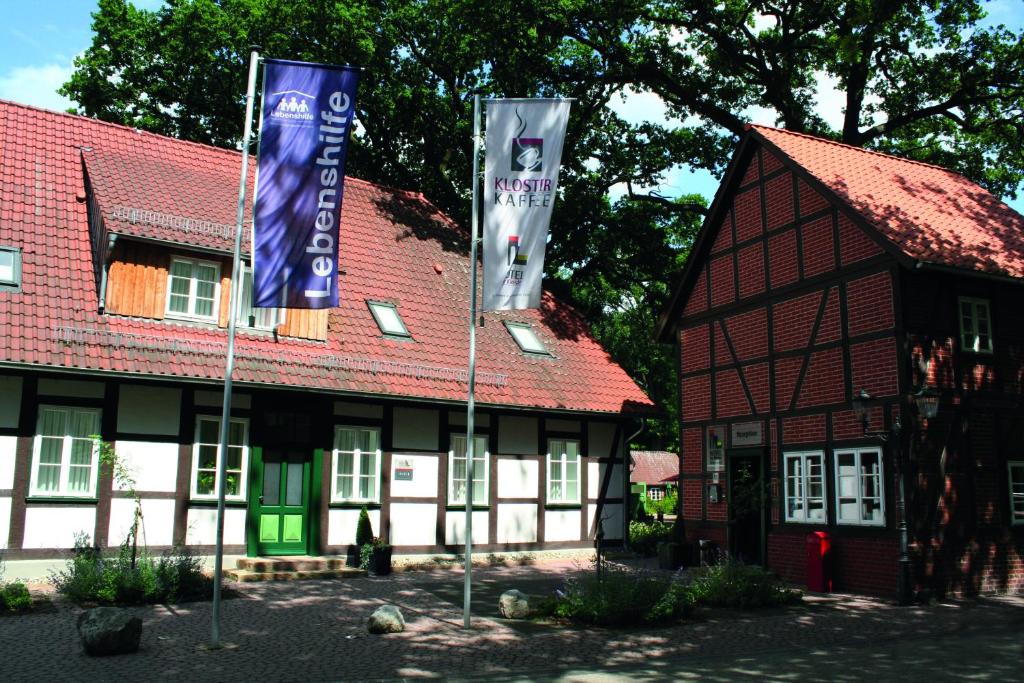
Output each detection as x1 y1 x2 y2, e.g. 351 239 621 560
259 495 264 504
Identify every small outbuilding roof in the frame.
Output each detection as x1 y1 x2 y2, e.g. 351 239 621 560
630 450 678 485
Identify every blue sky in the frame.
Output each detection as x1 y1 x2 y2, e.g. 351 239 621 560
1 0 1022 211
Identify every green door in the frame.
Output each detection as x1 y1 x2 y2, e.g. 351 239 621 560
254 449 311 555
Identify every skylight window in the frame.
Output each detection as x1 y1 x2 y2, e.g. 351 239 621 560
0 246 21 291
368 301 411 337
505 322 548 354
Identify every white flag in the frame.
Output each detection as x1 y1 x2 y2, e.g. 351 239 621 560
483 99 571 310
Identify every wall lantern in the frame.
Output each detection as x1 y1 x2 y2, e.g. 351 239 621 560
913 386 940 420
851 389 900 441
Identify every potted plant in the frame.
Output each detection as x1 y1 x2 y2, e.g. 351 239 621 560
349 506 374 567
360 537 392 576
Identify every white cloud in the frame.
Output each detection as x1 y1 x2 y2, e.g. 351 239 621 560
811 71 846 130
0 63 74 112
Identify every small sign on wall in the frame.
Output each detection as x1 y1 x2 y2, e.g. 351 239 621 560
394 457 414 481
706 425 725 472
730 421 764 447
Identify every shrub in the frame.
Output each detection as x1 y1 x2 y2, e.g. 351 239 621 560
0 581 32 612
50 533 211 605
628 520 674 556
689 559 802 609
355 506 374 547
645 489 679 517
535 565 695 626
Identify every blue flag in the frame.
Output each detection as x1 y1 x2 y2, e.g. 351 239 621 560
253 59 360 309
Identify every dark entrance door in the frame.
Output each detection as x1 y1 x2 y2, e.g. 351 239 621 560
728 452 764 564
254 449 311 556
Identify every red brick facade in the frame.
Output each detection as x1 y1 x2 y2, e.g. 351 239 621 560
666 134 1024 598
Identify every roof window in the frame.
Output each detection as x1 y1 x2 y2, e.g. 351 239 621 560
505 321 549 355
368 301 411 337
0 246 22 292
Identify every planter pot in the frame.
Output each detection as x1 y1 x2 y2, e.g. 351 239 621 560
368 546 392 576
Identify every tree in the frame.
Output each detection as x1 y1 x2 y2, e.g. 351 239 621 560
62 0 1024 449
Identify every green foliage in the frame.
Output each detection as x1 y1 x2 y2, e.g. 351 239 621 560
535 565 696 626
358 536 391 571
644 489 679 517
50 533 211 605
689 560 802 609
355 506 374 548
628 520 674 556
0 581 32 613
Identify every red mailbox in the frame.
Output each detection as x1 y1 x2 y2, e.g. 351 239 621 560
806 531 832 592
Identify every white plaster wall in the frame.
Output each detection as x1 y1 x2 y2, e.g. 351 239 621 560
23 506 97 548
108 498 176 547
392 408 439 451
498 416 537 455
588 461 601 500
445 510 489 545
589 503 624 540
117 385 182 435
0 375 22 428
388 503 436 546
588 422 617 458
0 435 17 489
587 462 624 500
547 418 581 433
496 503 537 543
497 458 538 498
194 390 251 409
334 401 384 419
0 497 11 549
544 509 581 542
185 507 247 546
328 508 382 546
449 411 490 427
111 441 180 493
37 378 104 398
389 454 438 498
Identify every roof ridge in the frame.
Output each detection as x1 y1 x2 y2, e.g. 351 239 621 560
748 124 965 176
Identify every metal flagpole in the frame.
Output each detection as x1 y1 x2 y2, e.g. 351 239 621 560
463 92 482 630
211 46 261 649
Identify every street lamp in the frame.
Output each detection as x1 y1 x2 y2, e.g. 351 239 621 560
851 389 910 605
913 386 940 420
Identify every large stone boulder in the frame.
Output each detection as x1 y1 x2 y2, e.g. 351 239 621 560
77 607 142 656
367 605 405 634
499 589 531 619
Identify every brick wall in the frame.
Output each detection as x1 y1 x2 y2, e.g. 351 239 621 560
846 271 894 337
764 172 794 230
680 324 710 373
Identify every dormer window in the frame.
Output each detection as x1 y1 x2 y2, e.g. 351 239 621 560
958 297 992 353
505 321 548 355
0 246 21 291
166 257 220 322
238 265 285 331
368 301 410 337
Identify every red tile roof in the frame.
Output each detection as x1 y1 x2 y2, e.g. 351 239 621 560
630 450 678 485
0 100 654 415
751 125 1024 279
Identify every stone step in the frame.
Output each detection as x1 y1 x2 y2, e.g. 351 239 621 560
225 567 367 582
235 556 353 573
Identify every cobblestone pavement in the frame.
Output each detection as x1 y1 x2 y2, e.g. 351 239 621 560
2 560 1022 682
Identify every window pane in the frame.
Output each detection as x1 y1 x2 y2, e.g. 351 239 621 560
199 419 219 444
194 296 214 318
565 479 578 501
225 472 240 497
227 445 243 470
68 465 91 493
336 429 356 452
41 408 67 437
195 264 218 285
262 462 281 505
337 452 354 477
38 436 63 465
370 303 407 335
196 470 215 496
360 475 374 501
566 458 578 483
229 421 245 446
286 462 303 505
70 438 93 466
453 479 467 503
0 250 14 282
363 451 377 480
70 410 99 438
337 474 353 499
550 459 562 484
472 479 486 504
198 444 217 470
36 463 61 492
171 260 192 278
508 324 546 353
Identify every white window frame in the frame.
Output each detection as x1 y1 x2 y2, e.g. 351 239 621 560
958 296 993 353
448 433 490 506
547 439 582 505
237 265 285 331
833 446 886 527
29 405 102 498
1009 461 1024 526
331 426 382 503
166 256 221 322
783 450 826 523
0 245 22 292
647 487 665 502
190 416 249 501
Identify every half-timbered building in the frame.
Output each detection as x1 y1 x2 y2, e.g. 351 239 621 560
658 125 1024 597
0 100 655 566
